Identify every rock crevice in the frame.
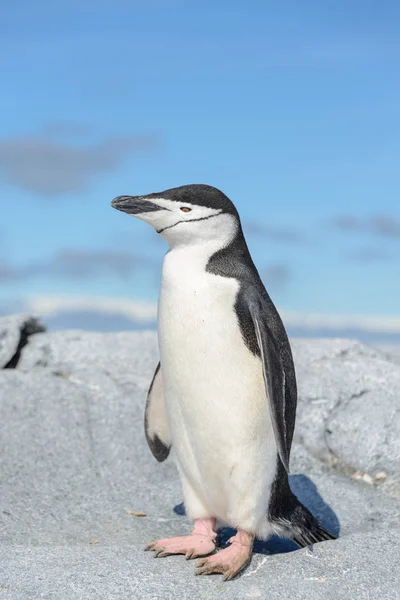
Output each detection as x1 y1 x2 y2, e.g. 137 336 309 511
1 316 45 369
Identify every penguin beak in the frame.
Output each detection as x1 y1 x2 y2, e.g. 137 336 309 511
111 195 162 215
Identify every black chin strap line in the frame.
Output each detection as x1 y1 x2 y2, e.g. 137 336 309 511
156 212 222 235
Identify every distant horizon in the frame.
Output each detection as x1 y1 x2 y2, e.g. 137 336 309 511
3 293 400 344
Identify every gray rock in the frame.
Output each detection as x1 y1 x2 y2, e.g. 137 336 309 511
1 322 400 598
291 339 400 497
1 530 399 599
289 444 400 536
375 343 400 366
0 314 45 368
19 331 400 496
17 328 159 389
0 369 181 547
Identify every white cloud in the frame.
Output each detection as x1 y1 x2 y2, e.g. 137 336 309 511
281 310 400 335
25 294 157 322
24 294 400 335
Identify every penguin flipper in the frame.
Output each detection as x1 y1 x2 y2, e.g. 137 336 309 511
249 301 291 473
144 362 171 462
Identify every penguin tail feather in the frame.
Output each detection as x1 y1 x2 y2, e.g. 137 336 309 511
271 501 337 548
291 503 337 547
292 523 337 548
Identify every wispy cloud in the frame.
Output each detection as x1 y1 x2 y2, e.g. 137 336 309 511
0 263 14 281
0 249 156 282
345 247 392 263
40 122 93 137
244 221 305 244
329 214 400 239
0 126 157 195
21 294 400 336
25 294 157 323
329 215 360 231
261 263 292 289
283 310 400 335
370 216 400 239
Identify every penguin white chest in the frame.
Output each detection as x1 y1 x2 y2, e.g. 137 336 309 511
157 245 277 533
158 245 261 428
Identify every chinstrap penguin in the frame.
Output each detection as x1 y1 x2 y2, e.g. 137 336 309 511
111 184 336 580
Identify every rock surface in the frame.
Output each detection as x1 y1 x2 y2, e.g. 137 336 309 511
1 315 400 599
291 338 400 498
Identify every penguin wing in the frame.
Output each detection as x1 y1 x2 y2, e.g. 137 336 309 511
248 296 294 473
144 362 171 462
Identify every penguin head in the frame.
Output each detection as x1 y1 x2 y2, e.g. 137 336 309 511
111 184 239 247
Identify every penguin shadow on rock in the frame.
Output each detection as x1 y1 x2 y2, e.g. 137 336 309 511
173 475 340 555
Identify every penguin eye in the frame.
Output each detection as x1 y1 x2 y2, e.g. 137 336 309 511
180 207 192 213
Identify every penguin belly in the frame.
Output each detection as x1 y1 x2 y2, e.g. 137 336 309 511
158 249 278 538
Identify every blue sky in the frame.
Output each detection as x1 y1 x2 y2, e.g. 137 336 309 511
1 0 400 332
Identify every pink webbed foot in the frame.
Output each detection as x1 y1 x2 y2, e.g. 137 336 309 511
145 517 217 560
196 530 254 580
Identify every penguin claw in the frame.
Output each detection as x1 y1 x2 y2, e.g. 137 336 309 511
144 541 157 551
196 557 208 568
195 560 224 577
222 571 238 581
144 532 216 560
